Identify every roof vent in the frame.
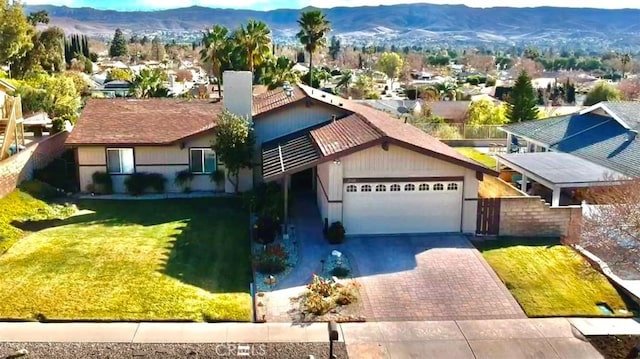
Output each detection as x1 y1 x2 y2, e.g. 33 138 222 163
628 129 639 141
331 114 337 122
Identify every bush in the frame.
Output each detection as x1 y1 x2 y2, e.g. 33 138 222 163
18 180 63 201
301 275 360 315
253 243 288 274
254 215 278 245
330 266 350 278
326 221 346 244
210 169 226 186
124 172 166 195
243 182 291 221
486 76 497 87
174 169 194 192
91 171 113 194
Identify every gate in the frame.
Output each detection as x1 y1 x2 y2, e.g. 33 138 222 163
476 198 501 235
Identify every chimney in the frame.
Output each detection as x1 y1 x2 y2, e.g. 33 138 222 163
222 71 253 121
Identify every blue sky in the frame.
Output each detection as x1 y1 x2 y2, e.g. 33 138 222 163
24 0 640 11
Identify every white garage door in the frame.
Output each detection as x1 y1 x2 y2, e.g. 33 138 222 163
342 181 463 235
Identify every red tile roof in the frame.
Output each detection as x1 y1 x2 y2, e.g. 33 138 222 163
298 84 493 174
310 114 383 156
66 98 223 145
252 86 306 117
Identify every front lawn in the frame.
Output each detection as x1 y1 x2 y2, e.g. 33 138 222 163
0 198 252 322
476 238 633 317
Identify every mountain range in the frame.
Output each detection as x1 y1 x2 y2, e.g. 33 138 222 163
23 3 640 47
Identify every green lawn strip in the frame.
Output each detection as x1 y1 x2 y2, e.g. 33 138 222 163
477 238 632 317
455 147 497 168
0 182 75 254
0 198 252 322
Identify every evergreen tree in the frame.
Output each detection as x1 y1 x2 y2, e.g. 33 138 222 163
109 28 128 57
328 35 341 61
150 36 165 61
506 70 539 123
140 35 149 46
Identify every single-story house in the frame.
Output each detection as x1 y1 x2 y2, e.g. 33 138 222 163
497 101 639 206
67 71 495 235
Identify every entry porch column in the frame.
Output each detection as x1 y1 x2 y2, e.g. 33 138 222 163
283 174 289 235
551 186 561 207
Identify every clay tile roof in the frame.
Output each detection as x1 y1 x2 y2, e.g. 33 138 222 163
297 84 493 174
310 114 383 156
252 86 306 117
66 98 223 145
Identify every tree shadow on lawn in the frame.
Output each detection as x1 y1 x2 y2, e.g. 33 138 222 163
10 198 253 294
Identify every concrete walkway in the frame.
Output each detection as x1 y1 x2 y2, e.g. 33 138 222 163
0 319 604 358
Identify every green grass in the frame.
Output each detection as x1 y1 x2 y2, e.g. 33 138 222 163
477 238 633 317
0 198 252 322
0 182 76 254
455 147 497 168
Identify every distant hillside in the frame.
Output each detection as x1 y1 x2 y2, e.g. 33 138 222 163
23 3 640 46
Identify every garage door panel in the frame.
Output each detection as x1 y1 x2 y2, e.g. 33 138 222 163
343 181 462 235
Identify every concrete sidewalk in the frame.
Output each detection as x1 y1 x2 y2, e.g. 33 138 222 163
0 318 605 358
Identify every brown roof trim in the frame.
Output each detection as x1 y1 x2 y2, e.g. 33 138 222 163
385 137 498 176
344 176 465 183
66 128 216 147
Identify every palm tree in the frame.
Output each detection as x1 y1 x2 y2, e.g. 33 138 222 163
200 25 230 99
233 20 271 76
130 68 168 98
620 53 632 79
261 56 300 90
422 82 458 101
296 10 331 88
336 70 353 97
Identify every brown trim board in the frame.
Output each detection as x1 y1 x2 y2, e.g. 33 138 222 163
344 176 465 183
315 172 342 204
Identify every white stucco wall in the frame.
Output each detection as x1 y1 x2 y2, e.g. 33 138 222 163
322 144 480 233
74 132 236 193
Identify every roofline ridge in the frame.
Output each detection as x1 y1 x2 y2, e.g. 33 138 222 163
352 112 387 138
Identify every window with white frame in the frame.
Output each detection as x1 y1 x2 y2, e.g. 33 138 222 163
447 183 458 191
418 183 429 191
404 184 415 191
106 148 134 174
361 184 372 192
190 148 216 174
433 183 444 191
375 184 386 192
390 184 401 192
346 184 357 192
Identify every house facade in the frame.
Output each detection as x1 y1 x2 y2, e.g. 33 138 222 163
67 71 495 235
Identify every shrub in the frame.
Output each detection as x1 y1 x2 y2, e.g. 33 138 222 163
210 169 226 186
243 182 291 221
326 221 346 244
486 76 497 87
91 171 113 194
18 180 62 201
330 266 350 278
301 275 360 315
253 243 288 274
124 172 166 195
174 169 194 192
254 215 278 245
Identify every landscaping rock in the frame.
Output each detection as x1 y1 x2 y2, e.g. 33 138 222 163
6 348 28 359
0 342 348 359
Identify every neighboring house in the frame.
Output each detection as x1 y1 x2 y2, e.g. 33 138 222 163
67 71 495 235
356 99 470 123
497 101 640 206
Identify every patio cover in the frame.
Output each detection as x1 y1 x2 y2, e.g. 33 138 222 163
261 132 320 180
496 152 626 188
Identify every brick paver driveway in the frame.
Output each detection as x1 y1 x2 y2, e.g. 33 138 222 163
342 235 526 321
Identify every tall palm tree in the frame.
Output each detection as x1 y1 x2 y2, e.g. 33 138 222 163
336 70 353 97
620 53 632 79
233 20 271 75
130 68 167 98
200 24 230 99
296 10 331 88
